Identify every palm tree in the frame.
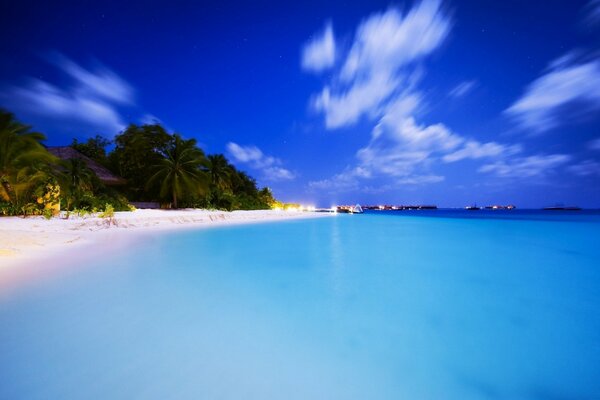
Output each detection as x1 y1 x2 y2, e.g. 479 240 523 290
148 134 207 208
204 154 234 209
205 154 232 191
0 110 56 205
59 158 95 210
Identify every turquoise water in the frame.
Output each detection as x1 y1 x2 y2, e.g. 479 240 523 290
1 211 599 399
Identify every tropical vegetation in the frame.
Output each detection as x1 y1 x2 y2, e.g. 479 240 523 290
0 109 278 217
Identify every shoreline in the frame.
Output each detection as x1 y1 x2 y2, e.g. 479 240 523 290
0 209 332 285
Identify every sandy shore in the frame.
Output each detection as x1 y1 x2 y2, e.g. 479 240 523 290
0 209 331 273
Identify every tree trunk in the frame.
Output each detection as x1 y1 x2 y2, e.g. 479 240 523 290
173 188 178 209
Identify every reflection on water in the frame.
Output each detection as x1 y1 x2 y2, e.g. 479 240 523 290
329 216 344 296
1 213 599 399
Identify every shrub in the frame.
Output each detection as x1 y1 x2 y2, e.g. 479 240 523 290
0 202 18 216
99 203 115 219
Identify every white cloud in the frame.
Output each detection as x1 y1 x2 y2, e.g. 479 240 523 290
227 143 267 165
10 79 126 134
313 72 400 128
589 138 600 150
340 0 451 81
357 116 462 178
3 55 137 135
505 55 600 132
301 23 336 72
309 0 451 129
478 154 571 178
51 53 134 104
309 88 525 191
443 141 521 163
308 171 444 193
584 0 600 26
449 80 477 98
308 171 359 192
302 1 550 194
567 159 600 176
264 167 296 181
226 142 295 181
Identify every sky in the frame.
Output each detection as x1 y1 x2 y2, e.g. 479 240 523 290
1 0 599 208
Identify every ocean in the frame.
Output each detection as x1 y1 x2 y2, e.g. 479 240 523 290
1 210 599 399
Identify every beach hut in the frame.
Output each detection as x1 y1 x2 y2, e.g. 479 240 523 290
46 146 126 186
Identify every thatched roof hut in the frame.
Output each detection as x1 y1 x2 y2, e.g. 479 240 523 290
47 146 126 186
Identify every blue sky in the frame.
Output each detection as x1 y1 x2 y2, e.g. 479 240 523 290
1 0 599 207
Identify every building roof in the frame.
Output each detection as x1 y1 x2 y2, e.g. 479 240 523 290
47 146 126 185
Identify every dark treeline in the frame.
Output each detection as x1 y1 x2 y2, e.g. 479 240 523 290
1 110 278 217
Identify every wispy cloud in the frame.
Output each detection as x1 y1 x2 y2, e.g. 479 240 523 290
226 142 295 181
263 167 296 181
310 0 451 129
308 107 520 192
567 159 600 176
9 79 127 134
443 141 521 163
308 171 360 192
505 53 600 133
356 116 462 178
478 154 571 178
583 0 600 26
340 0 451 81
308 170 443 193
2 54 136 135
449 80 477 98
589 138 600 150
313 72 401 128
301 22 336 73
304 1 530 193
140 114 163 125
50 53 134 104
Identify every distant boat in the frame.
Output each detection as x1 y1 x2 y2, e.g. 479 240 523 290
336 204 364 214
484 204 516 210
542 206 582 211
465 205 481 211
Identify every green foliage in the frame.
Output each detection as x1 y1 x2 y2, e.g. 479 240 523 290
73 207 93 218
99 203 115 218
258 187 277 209
0 110 58 208
42 208 54 220
69 191 131 213
97 203 117 226
0 110 281 215
20 202 42 217
35 182 61 217
147 134 208 208
56 158 95 210
71 135 111 165
206 154 232 192
109 124 173 200
0 201 18 216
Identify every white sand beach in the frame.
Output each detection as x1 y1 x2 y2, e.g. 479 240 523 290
0 209 331 281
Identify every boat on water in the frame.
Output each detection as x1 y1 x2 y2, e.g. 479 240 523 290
484 204 516 210
465 205 481 211
542 206 582 211
336 204 364 214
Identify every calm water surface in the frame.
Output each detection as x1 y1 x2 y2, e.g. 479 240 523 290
1 211 599 399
